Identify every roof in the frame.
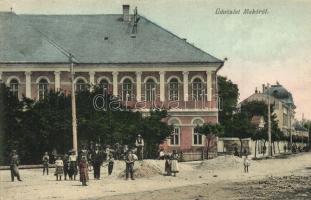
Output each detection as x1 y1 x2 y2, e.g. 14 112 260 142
264 83 295 107
0 12 223 64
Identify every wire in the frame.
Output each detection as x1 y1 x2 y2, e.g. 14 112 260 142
13 13 79 63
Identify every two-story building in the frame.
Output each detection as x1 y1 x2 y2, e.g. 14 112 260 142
0 5 224 152
240 82 296 136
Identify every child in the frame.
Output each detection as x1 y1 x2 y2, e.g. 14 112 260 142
243 155 250 173
54 156 64 181
107 154 114 176
164 154 171 176
79 156 89 186
170 150 179 177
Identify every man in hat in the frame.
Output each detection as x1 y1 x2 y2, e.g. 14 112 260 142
42 152 50 175
125 150 137 180
10 150 22 181
92 145 103 180
135 134 144 160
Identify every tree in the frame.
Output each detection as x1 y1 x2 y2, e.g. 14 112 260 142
1 86 172 164
225 112 255 156
303 120 311 150
218 76 239 125
241 100 283 156
195 123 223 159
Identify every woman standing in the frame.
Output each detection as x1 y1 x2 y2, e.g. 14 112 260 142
68 150 78 180
54 156 64 181
164 154 171 176
170 150 179 177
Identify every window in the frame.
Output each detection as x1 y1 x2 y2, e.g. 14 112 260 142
170 126 180 145
76 79 87 92
146 79 156 101
283 107 288 127
192 78 203 100
38 79 49 100
99 79 109 92
9 79 19 97
193 119 204 145
122 78 133 101
169 78 179 101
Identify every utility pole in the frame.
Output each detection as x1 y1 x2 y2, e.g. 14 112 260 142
70 55 78 155
267 84 272 157
289 104 292 152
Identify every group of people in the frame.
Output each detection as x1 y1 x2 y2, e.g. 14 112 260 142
52 150 79 181
164 150 179 177
43 135 145 186
10 134 181 185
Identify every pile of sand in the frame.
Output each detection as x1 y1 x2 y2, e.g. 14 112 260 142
115 159 194 178
198 155 244 170
117 160 163 178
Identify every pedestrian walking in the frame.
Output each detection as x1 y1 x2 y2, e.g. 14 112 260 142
79 156 89 186
135 134 144 160
68 150 78 180
63 154 70 180
92 145 103 180
54 156 64 181
42 152 49 175
107 154 114 175
164 154 171 176
243 155 250 173
125 150 137 180
10 150 22 182
170 150 179 177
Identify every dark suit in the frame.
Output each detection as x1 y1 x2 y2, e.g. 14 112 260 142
92 151 103 179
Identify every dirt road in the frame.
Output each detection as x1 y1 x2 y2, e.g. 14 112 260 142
1 153 310 200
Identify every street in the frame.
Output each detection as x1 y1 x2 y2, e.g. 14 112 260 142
0 153 310 200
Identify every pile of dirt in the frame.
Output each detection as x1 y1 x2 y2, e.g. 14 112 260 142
117 160 164 178
116 159 194 178
198 155 244 170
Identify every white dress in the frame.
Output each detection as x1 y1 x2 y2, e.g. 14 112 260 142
171 154 179 173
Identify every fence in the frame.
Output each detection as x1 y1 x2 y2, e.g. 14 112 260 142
180 150 217 162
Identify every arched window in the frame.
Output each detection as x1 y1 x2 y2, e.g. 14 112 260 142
76 79 87 92
169 78 179 101
192 78 203 100
169 119 181 146
146 79 156 101
122 78 133 101
99 79 109 92
9 79 19 97
193 118 204 145
38 79 49 100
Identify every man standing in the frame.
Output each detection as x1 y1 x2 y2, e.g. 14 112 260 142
92 145 103 180
42 152 50 175
125 150 137 180
10 150 22 182
135 134 144 160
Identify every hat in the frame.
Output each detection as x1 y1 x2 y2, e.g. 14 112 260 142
137 134 142 137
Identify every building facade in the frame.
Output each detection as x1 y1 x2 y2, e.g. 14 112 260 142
0 6 224 152
239 83 296 137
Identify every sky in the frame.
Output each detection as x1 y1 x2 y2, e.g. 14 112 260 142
1 0 311 119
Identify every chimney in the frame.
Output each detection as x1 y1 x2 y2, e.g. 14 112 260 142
123 5 130 22
262 84 265 93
